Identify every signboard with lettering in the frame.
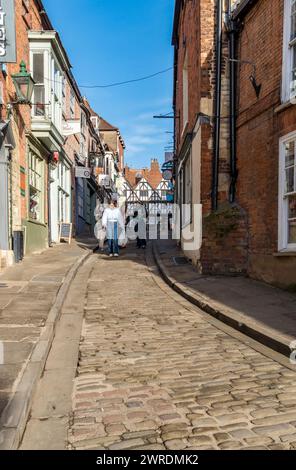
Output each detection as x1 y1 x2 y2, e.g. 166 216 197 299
75 167 91 179
0 0 16 63
62 119 81 137
99 174 111 188
59 223 72 244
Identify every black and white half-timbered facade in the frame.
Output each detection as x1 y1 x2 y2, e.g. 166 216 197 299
123 177 173 221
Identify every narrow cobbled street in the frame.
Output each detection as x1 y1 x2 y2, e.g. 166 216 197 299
20 244 296 451
2 0 296 459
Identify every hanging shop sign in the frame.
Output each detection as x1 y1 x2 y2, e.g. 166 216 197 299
99 174 112 189
0 0 17 63
62 119 81 137
75 167 91 179
163 170 173 181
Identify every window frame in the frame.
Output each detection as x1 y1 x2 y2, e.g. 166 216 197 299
282 0 296 102
279 131 296 251
28 150 45 223
31 51 46 117
30 45 63 131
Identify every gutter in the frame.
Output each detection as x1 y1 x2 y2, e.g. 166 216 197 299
172 0 182 46
33 0 54 30
232 0 259 19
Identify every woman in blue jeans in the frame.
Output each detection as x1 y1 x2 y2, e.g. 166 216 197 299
102 199 124 257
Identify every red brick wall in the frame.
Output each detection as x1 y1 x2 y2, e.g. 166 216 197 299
174 0 216 212
174 0 201 153
173 0 296 284
235 0 296 286
2 0 45 226
173 0 249 274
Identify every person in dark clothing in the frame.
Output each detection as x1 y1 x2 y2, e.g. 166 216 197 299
134 207 147 249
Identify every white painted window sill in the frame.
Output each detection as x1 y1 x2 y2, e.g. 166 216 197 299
274 101 294 114
273 250 296 257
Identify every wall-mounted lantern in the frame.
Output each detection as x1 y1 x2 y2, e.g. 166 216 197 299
11 61 35 105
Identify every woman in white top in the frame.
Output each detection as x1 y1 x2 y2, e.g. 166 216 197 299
102 199 124 257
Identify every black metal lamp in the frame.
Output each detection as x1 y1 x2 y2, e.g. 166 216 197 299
11 61 35 104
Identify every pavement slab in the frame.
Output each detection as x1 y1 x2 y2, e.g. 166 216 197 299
0 239 97 449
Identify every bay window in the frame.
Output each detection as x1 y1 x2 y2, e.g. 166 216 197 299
30 45 63 132
279 133 296 250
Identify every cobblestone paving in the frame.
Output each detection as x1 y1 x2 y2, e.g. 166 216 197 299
67 246 296 451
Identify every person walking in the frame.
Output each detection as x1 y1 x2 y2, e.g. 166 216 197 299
102 197 124 257
135 206 147 249
94 204 106 251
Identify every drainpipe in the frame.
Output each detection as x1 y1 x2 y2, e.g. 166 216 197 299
48 160 52 247
212 0 223 211
8 150 13 249
226 1 238 203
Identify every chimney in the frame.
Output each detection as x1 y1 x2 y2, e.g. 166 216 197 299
151 159 159 172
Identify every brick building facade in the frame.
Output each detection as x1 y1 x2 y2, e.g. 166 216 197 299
172 0 296 288
0 0 48 267
173 0 247 270
0 0 122 269
234 0 296 287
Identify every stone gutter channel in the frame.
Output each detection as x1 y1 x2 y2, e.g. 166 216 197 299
152 242 294 361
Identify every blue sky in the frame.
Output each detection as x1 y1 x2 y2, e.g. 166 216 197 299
43 0 175 168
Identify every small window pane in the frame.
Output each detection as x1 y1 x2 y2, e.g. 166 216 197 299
289 195 296 218
288 219 296 243
288 195 296 244
286 167 295 193
34 85 45 116
285 141 295 167
33 54 44 84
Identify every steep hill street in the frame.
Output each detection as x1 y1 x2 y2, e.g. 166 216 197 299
18 243 296 451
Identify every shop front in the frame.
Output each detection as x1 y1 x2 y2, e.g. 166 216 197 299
23 136 49 255
49 153 72 244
